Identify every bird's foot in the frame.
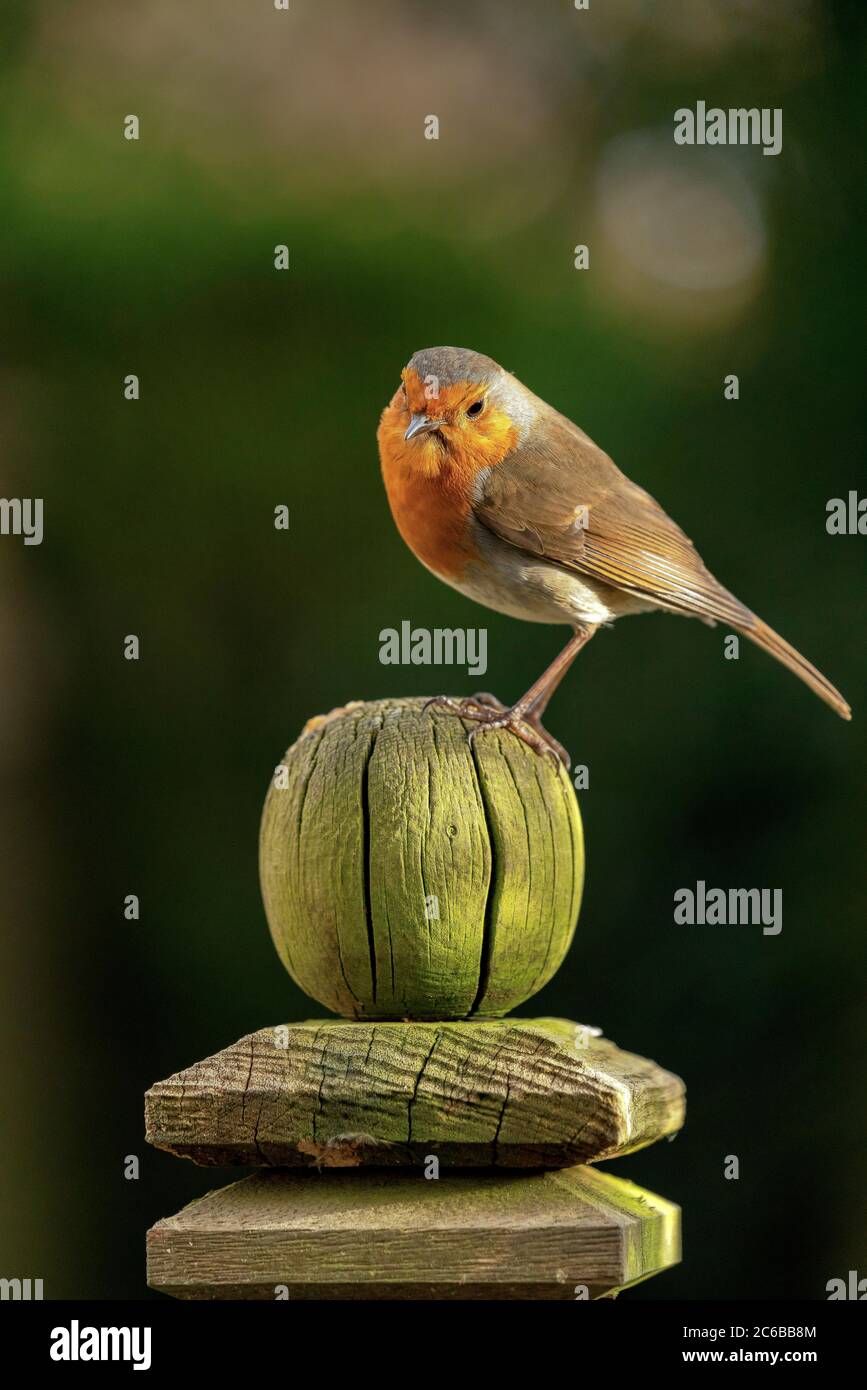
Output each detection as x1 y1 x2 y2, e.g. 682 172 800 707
423 694 570 769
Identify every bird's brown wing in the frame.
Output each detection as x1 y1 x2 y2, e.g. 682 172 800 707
474 405 851 719
473 407 749 626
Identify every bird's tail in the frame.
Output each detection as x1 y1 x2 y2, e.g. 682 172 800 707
734 614 851 721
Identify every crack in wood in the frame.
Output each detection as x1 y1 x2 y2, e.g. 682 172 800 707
406 1033 441 1143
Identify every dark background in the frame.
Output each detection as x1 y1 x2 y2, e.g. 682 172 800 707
0 0 864 1299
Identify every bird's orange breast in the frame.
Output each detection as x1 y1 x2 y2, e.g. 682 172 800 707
377 384 518 581
377 394 476 580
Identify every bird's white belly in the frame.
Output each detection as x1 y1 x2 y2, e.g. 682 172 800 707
419 527 612 625
460 558 615 625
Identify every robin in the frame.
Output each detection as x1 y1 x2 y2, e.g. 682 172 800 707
377 346 851 763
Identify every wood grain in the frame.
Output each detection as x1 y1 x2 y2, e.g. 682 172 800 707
147 1165 680 1300
259 697 583 1019
145 1017 685 1168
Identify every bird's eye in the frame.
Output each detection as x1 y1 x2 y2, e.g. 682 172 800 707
466 399 485 417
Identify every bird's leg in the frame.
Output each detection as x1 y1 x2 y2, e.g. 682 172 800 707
425 625 598 767
511 625 598 721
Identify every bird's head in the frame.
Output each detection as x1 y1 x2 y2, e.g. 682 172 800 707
378 346 533 481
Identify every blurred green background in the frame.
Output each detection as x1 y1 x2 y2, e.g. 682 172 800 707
0 0 864 1299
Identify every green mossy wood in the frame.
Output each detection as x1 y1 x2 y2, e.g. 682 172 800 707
260 697 584 1020
145 1018 685 1169
146 1166 681 1300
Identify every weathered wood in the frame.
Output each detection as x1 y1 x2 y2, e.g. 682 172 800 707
145 1017 685 1168
147 1165 680 1300
259 697 583 1019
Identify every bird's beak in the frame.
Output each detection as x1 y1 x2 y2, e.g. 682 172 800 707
405 412 445 441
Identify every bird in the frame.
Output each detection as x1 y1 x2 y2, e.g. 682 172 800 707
377 346 851 764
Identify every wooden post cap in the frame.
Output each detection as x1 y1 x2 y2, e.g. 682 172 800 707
146 1166 681 1300
259 697 584 1020
145 1017 685 1169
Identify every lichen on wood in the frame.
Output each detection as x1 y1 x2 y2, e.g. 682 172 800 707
146 1165 681 1300
145 1017 685 1169
259 697 584 1020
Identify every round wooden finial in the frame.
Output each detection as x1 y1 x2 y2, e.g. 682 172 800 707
259 697 584 1020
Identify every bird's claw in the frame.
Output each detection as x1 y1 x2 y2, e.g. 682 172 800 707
423 694 497 719
424 695 570 769
468 691 508 713
467 716 566 769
